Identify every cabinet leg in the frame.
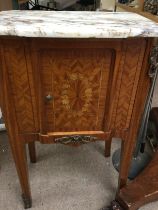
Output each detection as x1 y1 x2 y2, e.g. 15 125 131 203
118 137 135 189
9 136 32 209
22 193 32 209
1 55 33 208
28 142 36 163
105 138 112 157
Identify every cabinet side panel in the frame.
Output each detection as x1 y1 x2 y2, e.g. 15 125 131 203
3 43 36 133
114 39 146 130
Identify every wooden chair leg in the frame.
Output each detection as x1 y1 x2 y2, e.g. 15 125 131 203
9 136 32 209
105 137 112 157
117 150 158 210
28 142 36 163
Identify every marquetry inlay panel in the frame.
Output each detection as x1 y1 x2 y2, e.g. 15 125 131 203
40 49 113 132
3 45 36 133
114 40 146 130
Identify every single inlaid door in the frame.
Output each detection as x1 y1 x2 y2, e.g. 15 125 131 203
39 48 114 133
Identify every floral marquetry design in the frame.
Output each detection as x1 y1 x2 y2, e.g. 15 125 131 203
61 72 93 117
41 49 112 132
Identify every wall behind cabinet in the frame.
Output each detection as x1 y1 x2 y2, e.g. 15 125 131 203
0 0 13 11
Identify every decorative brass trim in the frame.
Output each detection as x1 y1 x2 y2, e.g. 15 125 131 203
54 135 98 145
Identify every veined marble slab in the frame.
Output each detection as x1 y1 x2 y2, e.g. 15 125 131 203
0 10 158 38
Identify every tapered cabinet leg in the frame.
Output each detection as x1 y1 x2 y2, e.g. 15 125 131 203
118 136 135 189
105 138 112 157
22 193 32 209
0 55 32 208
28 142 36 163
9 136 32 209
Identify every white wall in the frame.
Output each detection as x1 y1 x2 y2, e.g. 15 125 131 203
100 0 115 11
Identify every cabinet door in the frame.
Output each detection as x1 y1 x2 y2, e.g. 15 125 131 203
39 48 114 132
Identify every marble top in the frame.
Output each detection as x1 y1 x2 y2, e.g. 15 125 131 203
0 10 158 38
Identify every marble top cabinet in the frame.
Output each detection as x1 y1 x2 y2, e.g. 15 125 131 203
0 11 158 209
0 11 158 38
